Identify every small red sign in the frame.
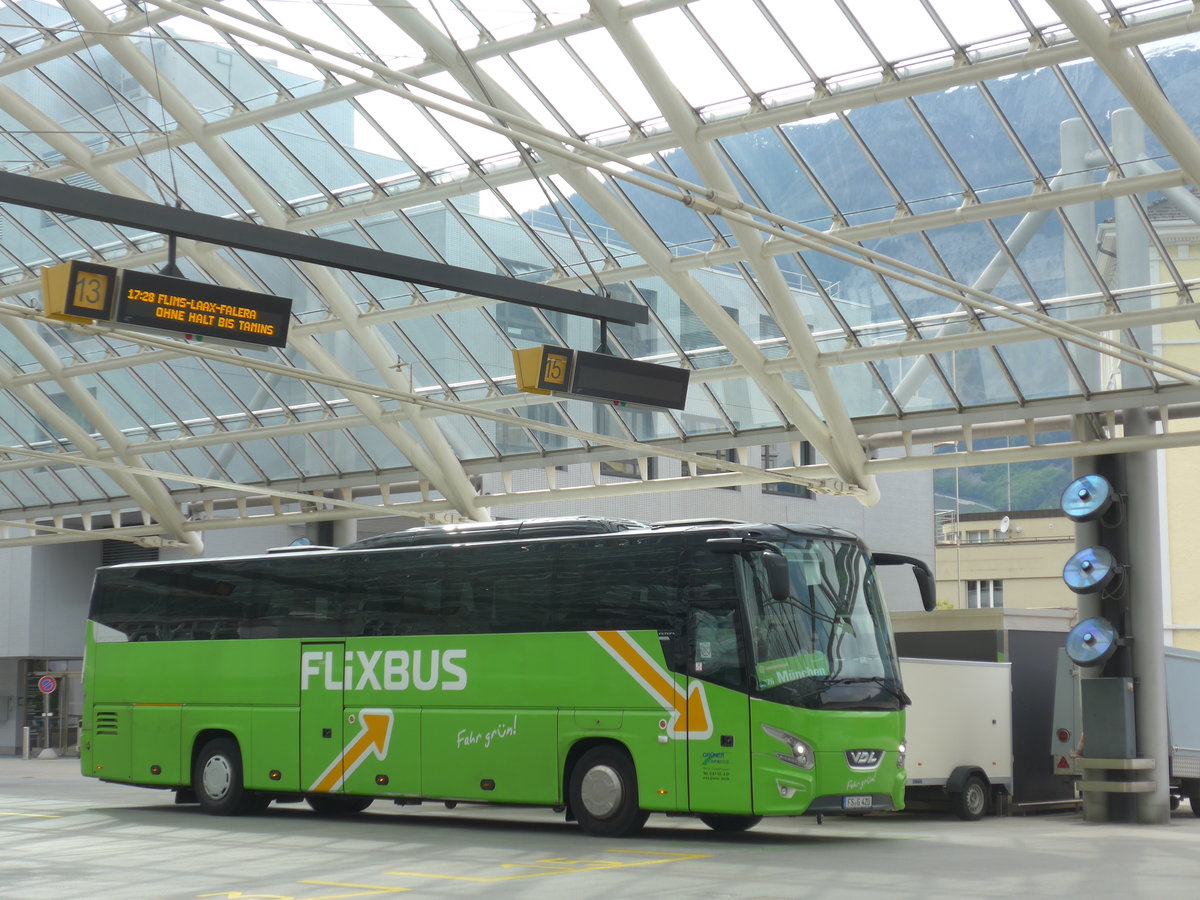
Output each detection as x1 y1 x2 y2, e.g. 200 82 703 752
37 676 57 694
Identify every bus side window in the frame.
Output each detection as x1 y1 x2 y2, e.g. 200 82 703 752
440 581 476 629
689 601 745 689
686 552 746 689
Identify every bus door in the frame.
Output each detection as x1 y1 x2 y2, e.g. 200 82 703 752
300 642 346 794
685 594 753 814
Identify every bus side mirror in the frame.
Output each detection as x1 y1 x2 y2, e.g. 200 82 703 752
911 565 935 612
763 552 790 602
871 552 936 612
704 537 791 602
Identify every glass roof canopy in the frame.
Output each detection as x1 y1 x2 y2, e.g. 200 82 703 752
2 0 1200 550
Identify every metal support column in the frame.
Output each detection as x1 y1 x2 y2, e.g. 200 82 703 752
1124 410 1170 823
1115 109 1170 824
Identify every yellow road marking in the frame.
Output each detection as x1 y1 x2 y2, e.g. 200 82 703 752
0 811 60 818
298 880 411 897
388 849 710 883
196 884 409 900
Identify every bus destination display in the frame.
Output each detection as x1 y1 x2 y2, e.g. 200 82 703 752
116 270 291 348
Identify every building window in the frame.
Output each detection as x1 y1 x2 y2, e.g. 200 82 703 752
759 313 783 342
101 539 159 566
681 303 738 351
696 448 739 490
494 401 569 453
494 302 561 344
966 580 1003 609
600 457 657 480
606 283 658 357
761 442 814 499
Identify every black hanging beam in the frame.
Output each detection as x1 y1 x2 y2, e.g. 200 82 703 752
0 171 648 326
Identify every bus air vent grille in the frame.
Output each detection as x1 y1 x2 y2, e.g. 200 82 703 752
96 712 119 735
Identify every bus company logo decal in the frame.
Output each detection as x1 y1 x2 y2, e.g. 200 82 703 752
590 630 712 740
701 751 732 782
301 648 467 692
309 708 393 793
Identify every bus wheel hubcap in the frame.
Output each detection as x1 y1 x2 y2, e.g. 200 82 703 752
580 765 622 819
203 756 232 800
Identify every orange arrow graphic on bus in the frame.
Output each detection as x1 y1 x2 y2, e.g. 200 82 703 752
591 631 711 740
309 708 394 793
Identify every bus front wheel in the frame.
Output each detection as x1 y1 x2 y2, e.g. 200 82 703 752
698 813 761 832
194 738 265 816
569 746 648 837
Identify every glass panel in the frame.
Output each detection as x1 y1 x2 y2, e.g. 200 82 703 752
630 8 744 109
844 0 948 64
762 0 877 81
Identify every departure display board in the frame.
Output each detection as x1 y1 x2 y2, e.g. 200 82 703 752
512 345 689 410
115 270 291 348
43 263 293 349
570 350 690 410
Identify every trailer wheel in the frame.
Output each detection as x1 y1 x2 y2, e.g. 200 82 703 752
698 814 761 832
569 745 648 837
951 775 989 821
1187 782 1200 818
194 738 264 816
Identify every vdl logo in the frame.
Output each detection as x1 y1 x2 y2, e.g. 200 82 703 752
845 749 883 769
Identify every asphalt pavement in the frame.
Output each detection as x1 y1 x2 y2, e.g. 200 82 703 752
2 755 1197 900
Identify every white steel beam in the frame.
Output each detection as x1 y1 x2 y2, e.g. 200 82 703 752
1048 0 1200 190
63 0 489 523
590 0 878 502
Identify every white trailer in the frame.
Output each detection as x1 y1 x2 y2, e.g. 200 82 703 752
1165 647 1200 810
1052 645 1200 813
901 657 1014 819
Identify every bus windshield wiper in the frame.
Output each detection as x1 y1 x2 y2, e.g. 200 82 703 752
835 676 911 706
767 595 839 627
792 675 837 703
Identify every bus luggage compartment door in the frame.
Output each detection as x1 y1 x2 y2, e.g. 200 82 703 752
300 642 346 793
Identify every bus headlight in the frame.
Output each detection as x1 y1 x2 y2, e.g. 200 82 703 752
762 724 815 770
897 741 907 768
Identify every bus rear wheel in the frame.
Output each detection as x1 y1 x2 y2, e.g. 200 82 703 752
307 795 373 816
569 746 648 837
698 814 761 832
194 738 264 816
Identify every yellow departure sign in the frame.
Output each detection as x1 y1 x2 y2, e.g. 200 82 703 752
41 263 292 349
512 345 690 410
41 261 119 324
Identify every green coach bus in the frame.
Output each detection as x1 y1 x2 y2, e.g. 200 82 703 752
81 518 932 836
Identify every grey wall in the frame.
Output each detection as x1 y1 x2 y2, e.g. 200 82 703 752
0 548 32 657
28 543 101 658
0 657 17 754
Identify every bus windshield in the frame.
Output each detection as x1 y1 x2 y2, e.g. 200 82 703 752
744 536 905 711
